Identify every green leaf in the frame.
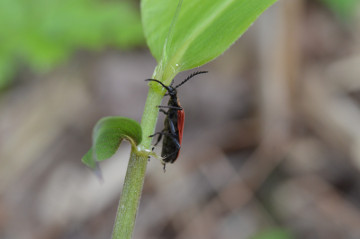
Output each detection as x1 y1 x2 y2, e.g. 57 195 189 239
141 0 277 77
82 117 142 169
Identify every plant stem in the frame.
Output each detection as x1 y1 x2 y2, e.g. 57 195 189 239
111 87 163 239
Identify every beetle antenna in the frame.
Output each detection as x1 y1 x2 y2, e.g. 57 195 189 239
145 79 172 92
174 71 208 89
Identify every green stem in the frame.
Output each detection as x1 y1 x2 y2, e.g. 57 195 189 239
111 87 164 239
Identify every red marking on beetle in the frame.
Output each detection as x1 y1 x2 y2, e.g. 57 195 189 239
146 71 208 170
177 109 185 145
176 108 185 158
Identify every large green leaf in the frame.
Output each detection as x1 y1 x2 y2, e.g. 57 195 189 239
82 117 142 169
141 0 277 77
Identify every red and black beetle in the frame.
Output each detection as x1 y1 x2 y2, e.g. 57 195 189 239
146 71 208 169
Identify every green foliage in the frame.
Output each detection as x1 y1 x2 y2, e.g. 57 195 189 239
82 117 142 169
251 228 293 239
141 0 277 83
0 0 144 89
320 0 359 21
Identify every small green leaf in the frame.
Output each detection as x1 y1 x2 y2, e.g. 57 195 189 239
81 117 142 169
141 0 277 77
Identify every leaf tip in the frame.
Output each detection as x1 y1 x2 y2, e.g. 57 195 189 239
81 148 96 169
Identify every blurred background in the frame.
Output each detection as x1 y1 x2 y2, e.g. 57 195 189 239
1 0 360 238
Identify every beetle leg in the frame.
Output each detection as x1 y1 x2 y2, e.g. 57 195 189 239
162 135 181 165
163 131 181 154
169 134 181 150
149 131 165 147
149 131 161 137
157 105 183 110
155 105 169 114
164 119 181 160
167 117 177 135
153 133 163 147
147 131 165 161
159 109 168 115
163 163 166 172
154 131 180 149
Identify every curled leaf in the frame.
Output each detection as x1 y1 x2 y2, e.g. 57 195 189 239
82 117 142 169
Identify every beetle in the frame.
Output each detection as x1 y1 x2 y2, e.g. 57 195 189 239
146 71 208 169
